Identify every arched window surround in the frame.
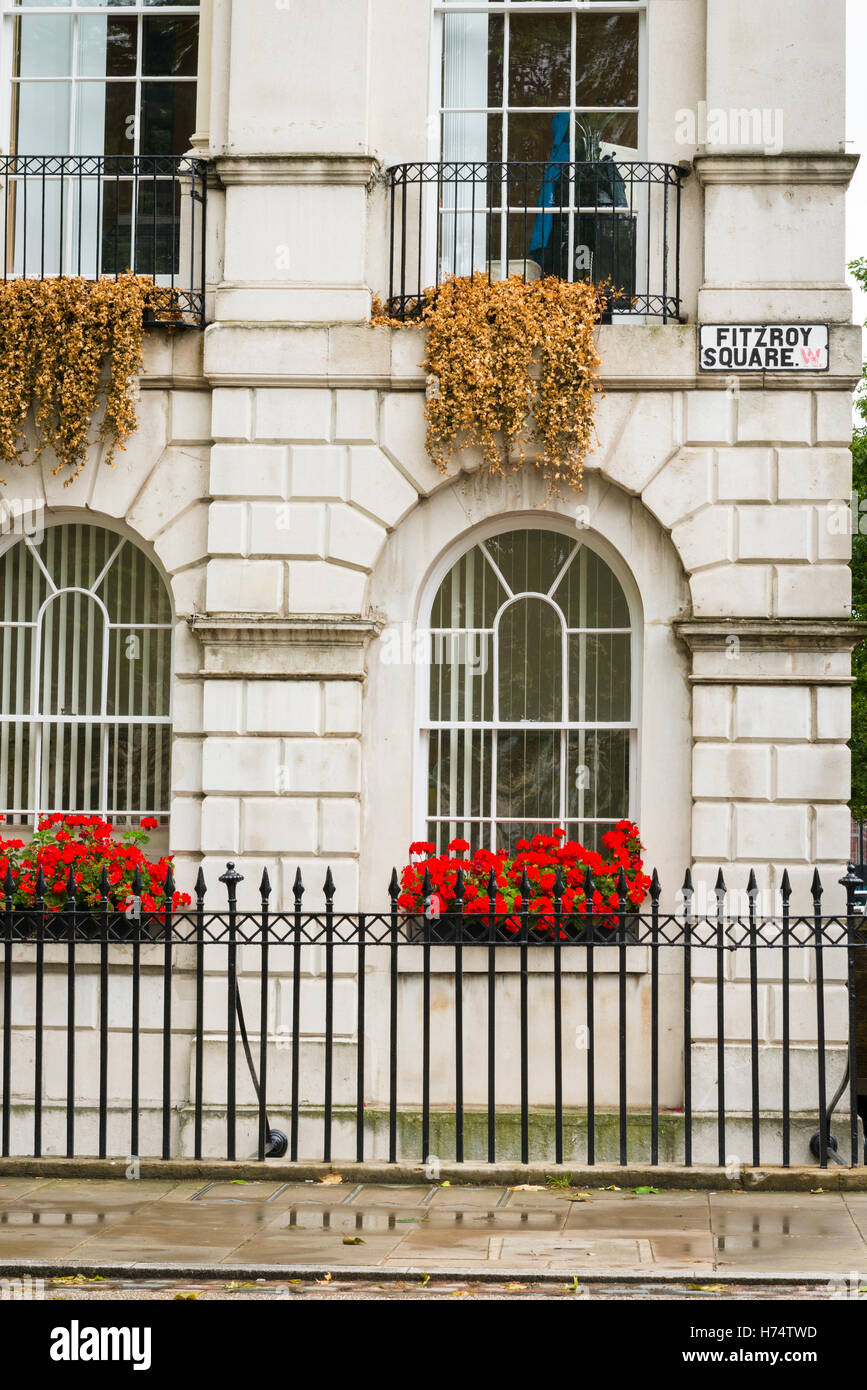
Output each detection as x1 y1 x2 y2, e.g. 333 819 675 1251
0 518 174 828
414 516 643 855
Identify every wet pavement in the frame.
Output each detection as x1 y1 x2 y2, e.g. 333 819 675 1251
1 1178 867 1280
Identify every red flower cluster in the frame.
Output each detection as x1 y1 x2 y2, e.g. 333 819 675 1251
399 823 650 936
0 814 191 914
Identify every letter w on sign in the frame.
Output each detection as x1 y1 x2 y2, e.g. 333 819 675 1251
802 347 823 366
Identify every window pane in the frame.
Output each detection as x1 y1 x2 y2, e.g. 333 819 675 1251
99 178 133 274
143 16 199 77
428 729 491 825
567 730 629 820
508 14 570 107
555 544 630 628
107 629 172 718
565 821 612 856
442 13 503 109
485 529 575 596
568 633 631 722
575 111 638 161
78 16 137 77
15 16 73 76
498 597 562 722
76 81 136 155
99 540 172 624
497 730 560 820
496 820 560 857
442 111 497 165
140 80 197 155
575 14 639 108
39 593 105 717
40 720 105 815
507 110 570 168
430 632 493 723
0 723 35 826
107 722 171 815
431 543 506 628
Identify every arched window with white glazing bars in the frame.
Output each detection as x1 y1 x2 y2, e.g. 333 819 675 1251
0 523 172 827
422 527 637 855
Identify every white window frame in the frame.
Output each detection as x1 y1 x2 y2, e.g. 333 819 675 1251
414 517 642 853
428 0 649 298
0 2 200 160
0 2 200 282
0 522 174 827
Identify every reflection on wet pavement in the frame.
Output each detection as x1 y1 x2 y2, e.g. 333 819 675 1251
0 1179 865 1275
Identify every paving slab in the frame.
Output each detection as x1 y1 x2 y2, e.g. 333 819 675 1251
0 1178 865 1280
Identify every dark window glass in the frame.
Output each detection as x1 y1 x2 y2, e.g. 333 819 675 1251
508 14 571 106
142 16 199 77
575 14 639 108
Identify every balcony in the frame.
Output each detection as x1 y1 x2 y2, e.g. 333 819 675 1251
0 155 207 328
386 159 686 324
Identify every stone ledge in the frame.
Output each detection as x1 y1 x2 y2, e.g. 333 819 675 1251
213 154 380 187
190 614 383 678
189 615 382 646
675 619 867 653
693 153 860 188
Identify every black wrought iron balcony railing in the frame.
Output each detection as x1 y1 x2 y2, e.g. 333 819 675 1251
0 154 207 327
387 159 686 324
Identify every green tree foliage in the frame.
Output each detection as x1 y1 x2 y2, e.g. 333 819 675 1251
849 259 867 821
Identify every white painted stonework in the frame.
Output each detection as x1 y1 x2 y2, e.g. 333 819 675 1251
0 0 862 1159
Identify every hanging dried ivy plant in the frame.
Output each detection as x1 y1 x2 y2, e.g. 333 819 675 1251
0 275 178 485
372 273 603 492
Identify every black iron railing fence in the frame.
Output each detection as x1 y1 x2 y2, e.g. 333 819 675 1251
0 860 864 1170
386 159 686 322
0 155 207 327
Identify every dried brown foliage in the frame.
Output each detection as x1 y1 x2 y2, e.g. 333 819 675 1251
371 275 602 492
0 275 177 484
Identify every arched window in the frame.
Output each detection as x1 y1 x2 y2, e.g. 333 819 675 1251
0 523 173 826
423 527 636 854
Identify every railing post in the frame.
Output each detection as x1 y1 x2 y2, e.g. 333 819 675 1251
841 862 863 1165
584 866 596 1166
650 868 660 1166
519 866 530 1165
616 865 628 1165
485 865 496 1164
98 864 110 1160
812 870 828 1167
290 867 304 1162
65 864 77 1159
554 867 564 1165
220 862 243 1162
682 867 694 1167
34 866 45 1158
161 865 175 1161
2 866 13 1157
130 865 142 1162
194 867 207 1161
418 866 431 1165
747 868 760 1166
389 866 402 1164
714 868 726 1168
781 868 791 1167
323 866 335 1163
258 868 271 1163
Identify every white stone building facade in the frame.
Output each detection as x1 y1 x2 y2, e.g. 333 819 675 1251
0 0 862 1160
